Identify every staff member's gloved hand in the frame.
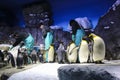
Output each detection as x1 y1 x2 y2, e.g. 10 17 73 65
9 45 13 50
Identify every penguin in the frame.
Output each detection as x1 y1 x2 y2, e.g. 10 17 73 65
66 42 78 63
47 44 54 62
42 50 46 62
68 47 79 63
37 49 43 63
22 49 28 65
78 40 89 63
56 42 67 64
9 45 21 67
16 49 23 69
0 50 4 62
79 33 105 63
90 33 105 63
3 50 15 67
30 49 37 64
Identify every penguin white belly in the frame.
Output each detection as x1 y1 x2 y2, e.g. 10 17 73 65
48 46 54 62
66 43 76 63
79 40 89 63
93 36 105 62
68 43 76 53
66 46 70 60
68 47 79 63
9 45 20 65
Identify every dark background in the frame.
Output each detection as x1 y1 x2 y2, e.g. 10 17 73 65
0 0 116 30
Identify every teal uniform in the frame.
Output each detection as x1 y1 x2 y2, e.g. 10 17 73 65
72 29 85 46
45 32 53 62
24 33 34 54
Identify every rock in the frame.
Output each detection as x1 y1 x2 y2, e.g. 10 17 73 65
1 74 9 80
95 0 120 60
58 65 120 80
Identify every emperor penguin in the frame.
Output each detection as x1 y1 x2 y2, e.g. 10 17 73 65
47 44 54 62
78 39 89 63
90 33 105 63
66 42 78 63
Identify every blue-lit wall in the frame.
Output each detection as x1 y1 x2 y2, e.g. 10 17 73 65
48 0 116 31
1 0 116 29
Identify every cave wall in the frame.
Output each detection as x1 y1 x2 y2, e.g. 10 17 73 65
95 0 120 60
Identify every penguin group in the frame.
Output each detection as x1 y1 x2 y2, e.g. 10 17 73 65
0 17 106 67
43 17 106 64
41 31 105 64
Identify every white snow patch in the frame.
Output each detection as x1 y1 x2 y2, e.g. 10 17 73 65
8 63 68 80
8 61 120 80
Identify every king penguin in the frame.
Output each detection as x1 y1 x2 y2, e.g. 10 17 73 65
90 33 105 63
47 44 54 62
78 39 89 63
66 42 78 63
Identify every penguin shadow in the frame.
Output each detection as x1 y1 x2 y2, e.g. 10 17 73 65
94 61 104 64
5 66 12 69
17 66 25 69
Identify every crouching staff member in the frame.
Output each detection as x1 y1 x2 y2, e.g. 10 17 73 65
69 20 85 63
40 23 53 62
69 20 85 46
10 32 34 56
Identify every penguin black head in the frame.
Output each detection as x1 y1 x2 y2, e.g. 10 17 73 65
84 29 92 36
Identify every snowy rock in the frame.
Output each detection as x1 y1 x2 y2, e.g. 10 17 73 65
58 65 120 80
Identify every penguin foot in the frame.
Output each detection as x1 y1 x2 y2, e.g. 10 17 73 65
17 66 24 69
94 61 104 64
48 61 54 63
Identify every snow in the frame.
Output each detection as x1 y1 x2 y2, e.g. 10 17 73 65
8 61 120 80
8 63 68 80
